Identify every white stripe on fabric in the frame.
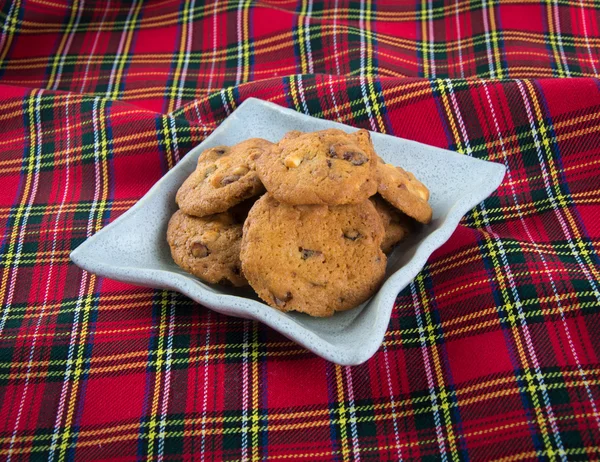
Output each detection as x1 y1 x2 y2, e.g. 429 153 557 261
552 2 571 76
235 0 244 85
199 311 212 461
579 0 598 74
359 0 377 131
80 0 111 93
241 320 250 462
332 0 341 75
51 0 86 90
106 0 139 97
382 343 403 460
304 0 314 73
175 0 197 110
481 1 496 79
454 0 465 78
206 0 219 93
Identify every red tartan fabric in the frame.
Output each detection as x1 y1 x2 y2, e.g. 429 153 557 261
1 1 600 460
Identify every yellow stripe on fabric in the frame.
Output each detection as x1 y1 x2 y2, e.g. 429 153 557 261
98 100 110 223
242 0 252 82
110 0 144 100
296 0 308 74
420 0 428 77
147 291 169 459
334 365 351 462
544 2 565 76
363 1 386 133
161 115 174 170
251 323 260 461
487 3 504 78
166 0 191 113
287 75 302 113
365 0 374 75
46 0 80 88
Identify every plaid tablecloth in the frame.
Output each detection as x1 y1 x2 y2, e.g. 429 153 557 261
1 1 600 460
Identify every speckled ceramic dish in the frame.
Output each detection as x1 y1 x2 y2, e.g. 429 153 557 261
70 98 505 365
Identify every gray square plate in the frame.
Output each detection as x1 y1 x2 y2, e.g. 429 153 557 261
71 98 505 365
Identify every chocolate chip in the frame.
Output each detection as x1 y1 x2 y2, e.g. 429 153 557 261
328 144 368 165
232 266 241 275
326 159 333 168
190 242 209 258
220 174 242 185
342 151 368 166
300 248 323 260
214 149 226 155
343 230 362 241
273 292 293 307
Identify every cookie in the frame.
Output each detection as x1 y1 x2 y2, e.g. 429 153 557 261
371 194 412 253
167 209 247 287
240 194 386 317
376 161 432 224
256 129 377 205
176 139 273 217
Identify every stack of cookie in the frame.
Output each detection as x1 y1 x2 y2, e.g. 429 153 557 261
168 129 432 317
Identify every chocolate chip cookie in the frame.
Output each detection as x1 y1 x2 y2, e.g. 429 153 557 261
371 194 412 253
176 139 273 217
240 194 386 317
167 209 247 287
376 161 432 224
256 129 377 205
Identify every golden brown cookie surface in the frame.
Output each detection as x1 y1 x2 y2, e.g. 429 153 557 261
176 139 272 217
240 194 386 317
256 129 377 205
376 162 432 224
167 209 247 287
371 194 412 253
